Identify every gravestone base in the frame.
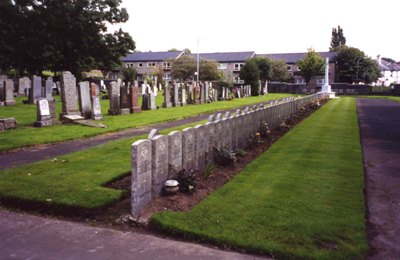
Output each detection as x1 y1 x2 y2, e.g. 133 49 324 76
172 102 181 107
108 108 121 115
0 118 17 130
130 107 141 113
120 108 130 115
34 119 52 127
162 102 172 108
92 113 103 120
5 100 16 106
61 114 84 123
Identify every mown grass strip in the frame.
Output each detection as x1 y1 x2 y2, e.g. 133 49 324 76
151 97 367 259
0 120 205 213
0 94 294 152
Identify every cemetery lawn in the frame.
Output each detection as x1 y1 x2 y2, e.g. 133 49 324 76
151 97 368 259
0 121 204 212
0 93 294 152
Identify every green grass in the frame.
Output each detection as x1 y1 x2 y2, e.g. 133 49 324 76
0 93 294 152
151 97 367 259
0 120 205 212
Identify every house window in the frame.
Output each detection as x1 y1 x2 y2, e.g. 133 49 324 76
295 79 305 84
234 63 244 71
147 62 156 68
126 62 134 68
297 66 301 71
163 73 172 81
218 63 228 70
234 76 244 84
162 62 171 69
287 65 292 71
138 63 143 68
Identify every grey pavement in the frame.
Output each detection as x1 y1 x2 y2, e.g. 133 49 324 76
0 210 267 260
357 98 400 259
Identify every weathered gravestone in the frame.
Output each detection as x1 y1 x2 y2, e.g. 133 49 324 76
29 76 42 104
108 81 120 115
0 80 4 104
131 139 152 220
0 118 17 131
129 82 141 113
204 121 216 163
148 128 160 140
151 134 169 195
168 131 182 176
60 71 81 120
78 81 92 119
194 124 207 172
150 93 157 110
172 83 181 107
182 127 196 171
141 94 150 110
45 77 54 101
181 88 187 106
91 96 103 120
4 80 16 106
162 84 172 108
34 98 52 127
120 85 130 114
18 77 31 96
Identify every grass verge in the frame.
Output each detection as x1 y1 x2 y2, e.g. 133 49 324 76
0 94 294 152
151 97 367 259
0 120 205 215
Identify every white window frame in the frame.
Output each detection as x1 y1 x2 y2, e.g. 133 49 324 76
138 63 143 68
162 62 171 69
218 63 228 70
147 62 156 68
234 63 244 71
287 65 292 71
317 79 325 85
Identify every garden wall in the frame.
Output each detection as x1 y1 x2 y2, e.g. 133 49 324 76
130 93 327 219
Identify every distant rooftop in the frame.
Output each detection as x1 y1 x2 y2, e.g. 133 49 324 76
378 59 400 71
122 51 184 62
190 52 256 62
257 52 337 63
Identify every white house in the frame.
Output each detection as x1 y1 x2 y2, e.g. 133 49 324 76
375 55 400 86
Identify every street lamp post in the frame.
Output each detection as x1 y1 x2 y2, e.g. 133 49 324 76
196 38 200 82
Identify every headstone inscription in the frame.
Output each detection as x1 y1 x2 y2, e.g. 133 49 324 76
162 84 172 108
151 135 169 195
182 127 196 171
29 76 42 104
167 131 182 177
34 98 52 127
108 81 120 115
45 77 54 101
60 71 81 119
91 96 103 120
4 80 16 106
129 82 141 113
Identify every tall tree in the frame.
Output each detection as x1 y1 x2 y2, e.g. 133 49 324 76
336 46 380 84
170 56 196 81
199 59 220 81
270 60 291 82
239 59 260 96
296 49 325 88
253 57 273 82
330 25 346 51
0 0 135 77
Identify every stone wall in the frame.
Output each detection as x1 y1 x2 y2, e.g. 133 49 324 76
130 93 327 218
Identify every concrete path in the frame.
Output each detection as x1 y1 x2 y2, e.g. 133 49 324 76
357 98 400 259
0 210 266 260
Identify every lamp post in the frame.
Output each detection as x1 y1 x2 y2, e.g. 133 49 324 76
196 37 200 83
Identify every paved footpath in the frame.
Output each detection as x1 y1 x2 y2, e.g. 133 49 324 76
0 210 266 260
357 98 400 259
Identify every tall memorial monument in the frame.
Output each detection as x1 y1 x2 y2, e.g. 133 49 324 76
320 57 336 98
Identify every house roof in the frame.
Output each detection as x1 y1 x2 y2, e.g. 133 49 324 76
378 59 400 71
256 52 337 64
190 52 256 62
122 51 184 62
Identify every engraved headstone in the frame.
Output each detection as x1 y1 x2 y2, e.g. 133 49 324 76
0 80 4 103
45 77 54 101
18 77 31 96
182 127 196 171
181 88 186 106
162 84 172 108
78 81 92 118
148 128 159 140
208 114 214 122
131 139 152 219
108 81 120 115
194 124 207 172
150 93 156 110
151 135 169 195
34 98 52 127
29 76 42 104
172 83 180 107
141 93 150 110
91 96 103 120
4 80 16 106
60 71 80 119
129 83 141 113
167 131 182 176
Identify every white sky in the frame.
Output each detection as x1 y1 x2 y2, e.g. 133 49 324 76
114 0 400 61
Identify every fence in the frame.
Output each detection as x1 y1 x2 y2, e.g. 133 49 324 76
130 93 327 218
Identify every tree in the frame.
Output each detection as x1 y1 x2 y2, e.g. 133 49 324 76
199 59 220 81
253 57 273 82
183 48 191 54
336 46 380 84
170 55 196 81
0 0 135 78
296 49 325 88
270 60 291 82
122 67 137 86
330 25 346 51
168 48 179 52
239 59 260 96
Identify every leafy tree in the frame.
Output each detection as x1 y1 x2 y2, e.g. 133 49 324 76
122 67 136 86
199 59 220 81
253 57 273 82
270 59 291 82
336 46 380 84
168 48 179 52
0 0 135 78
183 48 191 54
170 56 196 81
239 59 260 96
330 25 346 51
296 49 325 88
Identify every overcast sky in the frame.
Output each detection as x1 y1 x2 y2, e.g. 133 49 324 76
115 0 400 61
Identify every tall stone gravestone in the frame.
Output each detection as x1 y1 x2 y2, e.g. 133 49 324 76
4 80 16 106
78 81 92 119
151 135 169 195
168 131 182 176
131 139 152 220
108 81 120 115
129 81 141 113
172 83 181 107
29 76 42 104
18 77 31 96
60 71 80 120
181 88 186 106
120 84 130 114
0 80 4 105
162 84 172 108
194 124 207 172
150 93 157 110
91 96 103 120
34 98 52 127
182 127 196 171
45 77 54 101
